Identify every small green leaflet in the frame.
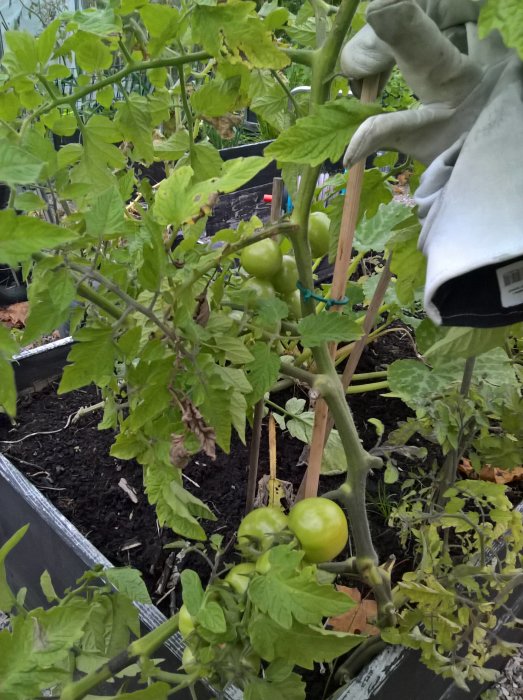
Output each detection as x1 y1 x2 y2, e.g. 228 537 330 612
354 201 413 253
298 313 361 347
0 211 77 266
24 265 76 343
0 525 29 612
196 601 227 634
246 343 281 402
265 100 382 165
104 568 152 604
85 187 125 239
181 570 204 616
479 0 523 59
144 463 215 541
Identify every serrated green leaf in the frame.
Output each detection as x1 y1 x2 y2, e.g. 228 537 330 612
24 261 76 343
37 20 59 65
4 31 38 75
248 550 352 628
285 411 347 475
388 224 425 304
197 601 227 634
192 77 243 117
245 672 306 700
116 94 153 163
423 325 514 364
58 327 118 393
218 156 272 192
265 100 381 165
13 192 46 211
193 1 289 69
298 313 361 347
354 201 412 253
212 336 254 364
104 568 151 604
246 342 281 402
144 464 214 541
249 616 363 669
0 141 44 186
0 211 77 266
85 187 125 240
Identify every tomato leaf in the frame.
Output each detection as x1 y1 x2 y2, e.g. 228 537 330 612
265 100 382 165
297 313 361 347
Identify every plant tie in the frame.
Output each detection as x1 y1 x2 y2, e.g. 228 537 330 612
296 280 349 310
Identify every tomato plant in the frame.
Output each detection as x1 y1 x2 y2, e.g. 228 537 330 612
0 0 521 698
288 497 349 563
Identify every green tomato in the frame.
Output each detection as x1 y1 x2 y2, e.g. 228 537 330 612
225 562 256 595
242 277 276 300
285 289 302 319
308 211 331 259
287 497 348 563
272 255 298 295
178 604 195 638
237 507 288 557
240 239 282 279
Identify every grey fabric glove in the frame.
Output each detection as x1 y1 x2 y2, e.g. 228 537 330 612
341 0 523 327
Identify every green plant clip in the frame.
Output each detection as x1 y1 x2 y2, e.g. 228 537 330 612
296 280 349 310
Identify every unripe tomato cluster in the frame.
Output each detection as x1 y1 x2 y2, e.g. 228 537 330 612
239 212 331 319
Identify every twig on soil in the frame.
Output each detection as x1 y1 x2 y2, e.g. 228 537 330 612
0 403 106 444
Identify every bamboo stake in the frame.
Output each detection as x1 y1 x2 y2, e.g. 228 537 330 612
299 76 380 500
245 177 284 513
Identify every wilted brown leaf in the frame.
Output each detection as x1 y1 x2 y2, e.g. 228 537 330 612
179 398 216 460
0 302 28 329
328 586 379 636
202 114 242 140
459 458 523 485
170 434 191 469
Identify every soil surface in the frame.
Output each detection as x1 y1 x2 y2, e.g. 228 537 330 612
1 328 521 699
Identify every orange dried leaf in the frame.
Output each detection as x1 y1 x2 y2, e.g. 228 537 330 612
328 586 379 636
459 458 523 484
0 302 28 329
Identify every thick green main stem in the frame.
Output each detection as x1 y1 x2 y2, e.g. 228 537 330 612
289 0 394 622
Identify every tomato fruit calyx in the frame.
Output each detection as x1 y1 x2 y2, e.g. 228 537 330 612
287 497 348 563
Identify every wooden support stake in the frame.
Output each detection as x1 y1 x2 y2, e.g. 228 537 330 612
245 177 284 513
299 76 380 501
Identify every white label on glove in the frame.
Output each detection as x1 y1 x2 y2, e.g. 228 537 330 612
497 261 523 308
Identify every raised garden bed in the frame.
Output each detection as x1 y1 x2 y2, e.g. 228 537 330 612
2 335 522 700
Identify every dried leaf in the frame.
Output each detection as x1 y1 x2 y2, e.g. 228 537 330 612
0 302 28 329
179 398 216 460
193 293 210 327
328 586 379 636
169 434 191 469
459 458 523 484
202 114 242 140
254 474 294 509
